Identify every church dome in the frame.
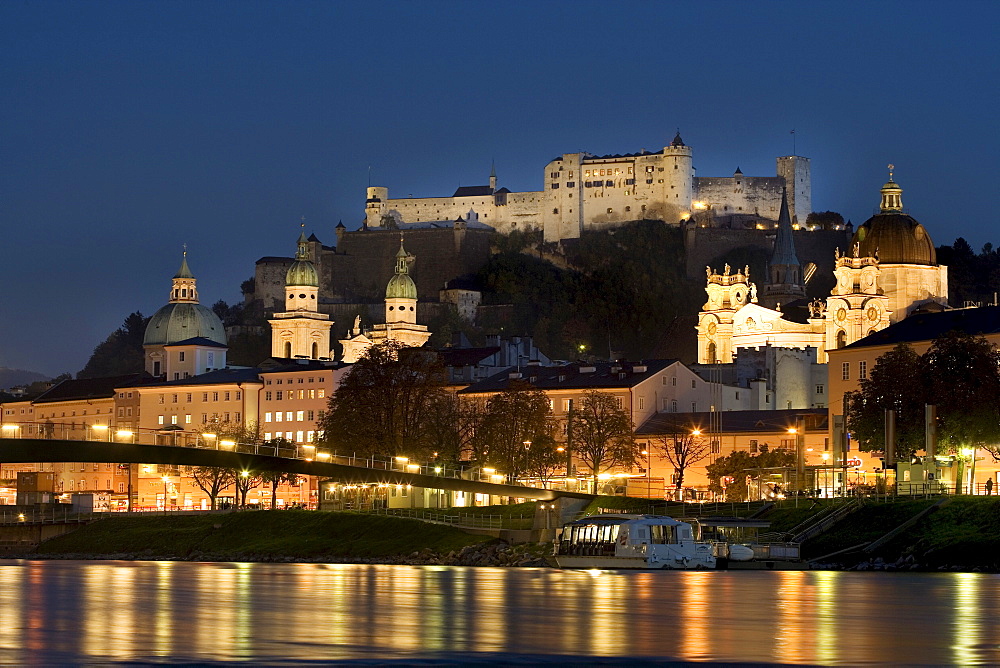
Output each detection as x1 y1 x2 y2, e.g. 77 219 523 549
853 171 937 266
286 231 319 287
386 238 417 299
386 273 417 300
143 303 226 346
286 259 318 287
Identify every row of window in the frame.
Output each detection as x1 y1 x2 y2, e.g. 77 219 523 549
263 431 316 444
264 389 325 401
157 412 241 426
264 376 321 385
841 361 868 381
158 391 241 404
263 411 316 423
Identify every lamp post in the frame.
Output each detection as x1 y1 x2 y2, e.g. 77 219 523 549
641 448 651 500
161 476 169 512
523 440 532 485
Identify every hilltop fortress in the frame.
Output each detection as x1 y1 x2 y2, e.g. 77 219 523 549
364 133 811 242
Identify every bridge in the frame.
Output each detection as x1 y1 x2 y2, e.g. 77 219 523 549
0 427 593 502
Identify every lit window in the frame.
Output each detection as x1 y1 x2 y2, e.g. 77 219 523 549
265 412 272 423
185 414 192 424
296 411 305 421
158 415 164 425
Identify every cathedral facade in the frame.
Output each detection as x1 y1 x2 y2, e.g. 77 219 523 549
697 173 946 365
363 133 811 242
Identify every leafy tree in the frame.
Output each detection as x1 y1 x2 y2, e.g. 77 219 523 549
259 468 300 509
653 428 712 499
469 381 556 480
804 211 845 230
572 390 639 490
318 340 448 459
190 467 236 510
922 332 1000 455
78 312 149 378
234 470 263 508
845 344 927 458
706 450 797 501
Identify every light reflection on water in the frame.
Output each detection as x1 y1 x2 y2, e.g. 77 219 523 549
0 560 997 665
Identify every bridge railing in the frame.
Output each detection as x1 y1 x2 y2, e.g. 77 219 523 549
0 420 567 491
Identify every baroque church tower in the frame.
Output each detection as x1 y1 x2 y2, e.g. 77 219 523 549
268 230 333 359
339 237 432 363
760 189 806 309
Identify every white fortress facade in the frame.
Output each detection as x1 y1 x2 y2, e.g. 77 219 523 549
364 133 811 242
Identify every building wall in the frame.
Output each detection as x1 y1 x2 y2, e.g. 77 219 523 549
136 382 261 434
259 366 350 445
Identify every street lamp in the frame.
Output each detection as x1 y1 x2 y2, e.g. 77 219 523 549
642 449 651 499
161 476 170 511
90 424 109 441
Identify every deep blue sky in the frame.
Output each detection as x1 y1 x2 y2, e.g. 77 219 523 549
3 1 998 376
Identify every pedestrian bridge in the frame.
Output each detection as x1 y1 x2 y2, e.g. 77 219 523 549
0 430 593 502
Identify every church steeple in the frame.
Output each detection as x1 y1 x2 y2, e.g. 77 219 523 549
880 164 903 213
489 160 497 191
761 189 806 308
169 249 199 304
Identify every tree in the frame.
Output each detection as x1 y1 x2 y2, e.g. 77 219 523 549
572 390 639 491
706 450 797 501
923 332 1000 456
190 467 236 510
234 470 263 508
318 341 449 459
259 469 300 509
653 428 712 500
804 210 845 230
469 381 556 481
77 312 149 378
845 343 927 458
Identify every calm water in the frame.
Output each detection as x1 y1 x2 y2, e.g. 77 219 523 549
0 560 996 665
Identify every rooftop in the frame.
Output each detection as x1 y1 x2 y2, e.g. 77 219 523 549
33 373 150 404
458 360 676 394
637 408 828 436
842 306 1000 350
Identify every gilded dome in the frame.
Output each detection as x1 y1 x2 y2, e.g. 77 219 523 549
143 302 226 346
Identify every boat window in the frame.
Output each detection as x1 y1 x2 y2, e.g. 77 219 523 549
650 525 677 544
636 527 648 540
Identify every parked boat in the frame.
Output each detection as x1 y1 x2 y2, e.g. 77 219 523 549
554 514 750 570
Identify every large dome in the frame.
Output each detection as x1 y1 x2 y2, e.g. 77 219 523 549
143 303 226 346
853 173 937 266
854 213 936 265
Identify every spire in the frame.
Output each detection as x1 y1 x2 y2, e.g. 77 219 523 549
395 235 409 273
771 189 799 267
489 160 497 191
879 163 904 213
671 129 685 147
169 247 198 303
296 219 309 260
173 246 194 279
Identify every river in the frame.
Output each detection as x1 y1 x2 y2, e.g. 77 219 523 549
0 560 996 665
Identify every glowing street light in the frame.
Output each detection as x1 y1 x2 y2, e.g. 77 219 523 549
691 429 702 437
115 429 134 441
220 440 236 448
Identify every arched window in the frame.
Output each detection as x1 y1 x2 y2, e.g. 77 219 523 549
707 341 717 363
836 330 846 348
284 341 292 357
311 342 318 359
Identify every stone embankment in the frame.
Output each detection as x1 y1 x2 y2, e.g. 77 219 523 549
813 554 999 573
16 541 554 567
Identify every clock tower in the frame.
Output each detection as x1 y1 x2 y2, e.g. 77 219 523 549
823 246 891 359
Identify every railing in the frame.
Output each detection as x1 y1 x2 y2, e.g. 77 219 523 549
0 508 110 526
0 420 565 492
361 507 533 530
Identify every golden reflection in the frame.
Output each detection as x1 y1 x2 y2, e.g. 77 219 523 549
0 565 22 654
772 570 809 663
813 570 840 665
952 572 981 665
677 571 713 659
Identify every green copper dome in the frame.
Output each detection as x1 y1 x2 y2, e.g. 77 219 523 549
286 231 319 287
386 238 417 299
143 303 226 346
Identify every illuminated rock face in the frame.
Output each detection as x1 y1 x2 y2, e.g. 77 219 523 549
364 134 810 242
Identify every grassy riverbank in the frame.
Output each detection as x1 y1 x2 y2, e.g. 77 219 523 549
32 511 491 561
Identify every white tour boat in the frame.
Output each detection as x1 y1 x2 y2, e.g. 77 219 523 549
554 514 751 570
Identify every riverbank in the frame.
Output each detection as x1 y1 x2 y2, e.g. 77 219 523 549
17 510 551 566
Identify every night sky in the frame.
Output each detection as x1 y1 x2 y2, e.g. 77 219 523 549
3 1 998 376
